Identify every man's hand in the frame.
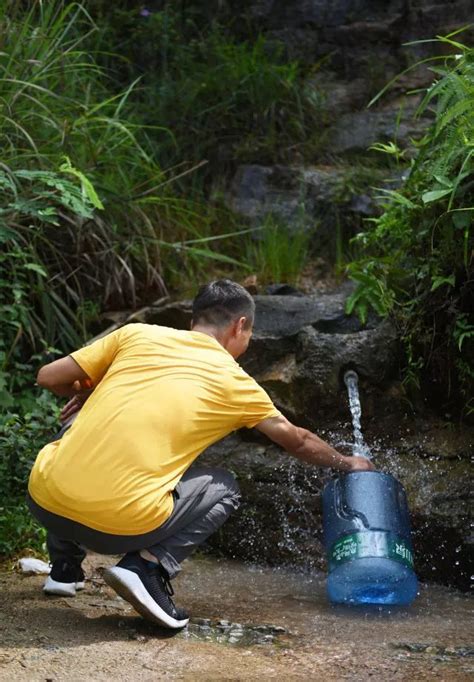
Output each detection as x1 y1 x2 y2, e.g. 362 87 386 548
37 356 95 421
60 383 93 423
347 456 375 472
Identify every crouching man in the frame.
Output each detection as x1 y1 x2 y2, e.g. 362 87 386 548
28 279 374 629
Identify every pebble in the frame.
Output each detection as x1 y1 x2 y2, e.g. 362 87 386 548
129 632 148 642
193 618 211 627
228 636 241 645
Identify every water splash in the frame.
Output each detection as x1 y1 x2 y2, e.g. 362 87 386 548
343 370 372 458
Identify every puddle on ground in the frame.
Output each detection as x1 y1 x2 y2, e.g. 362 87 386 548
79 552 474 668
4 554 473 680
168 555 473 660
181 618 289 647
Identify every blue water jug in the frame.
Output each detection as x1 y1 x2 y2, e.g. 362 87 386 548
322 471 418 605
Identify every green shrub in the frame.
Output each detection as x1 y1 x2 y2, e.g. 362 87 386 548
0 502 47 558
0 391 59 558
0 394 59 499
346 34 473 416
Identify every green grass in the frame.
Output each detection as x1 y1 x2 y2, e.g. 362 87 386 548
245 216 310 285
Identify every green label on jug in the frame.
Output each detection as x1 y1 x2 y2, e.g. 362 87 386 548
328 532 414 570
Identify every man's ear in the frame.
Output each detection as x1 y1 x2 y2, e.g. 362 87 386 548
237 316 247 334
227 317 242 338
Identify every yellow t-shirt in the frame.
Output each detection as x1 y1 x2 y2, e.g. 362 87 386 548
28 323 280 535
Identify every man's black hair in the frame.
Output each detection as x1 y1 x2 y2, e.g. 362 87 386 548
192 279 255 329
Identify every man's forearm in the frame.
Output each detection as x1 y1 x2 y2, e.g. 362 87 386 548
36 356 92 396
41 382 81 398
291 428 353 471
37 375 93 398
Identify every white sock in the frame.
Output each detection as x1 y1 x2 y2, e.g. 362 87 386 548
139 549 160 565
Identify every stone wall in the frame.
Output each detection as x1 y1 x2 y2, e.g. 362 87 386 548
243 0 473 74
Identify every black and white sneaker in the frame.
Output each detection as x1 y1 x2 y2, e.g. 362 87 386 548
103 553 189 629
43 560 85 597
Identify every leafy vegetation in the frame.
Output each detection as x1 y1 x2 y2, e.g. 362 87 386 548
1 2 166 361
245 216 310 285
346 33 473 415
0 2 320 368
0 392 59 557
91 5 324 185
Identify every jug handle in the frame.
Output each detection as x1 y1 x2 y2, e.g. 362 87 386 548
334 476 370 530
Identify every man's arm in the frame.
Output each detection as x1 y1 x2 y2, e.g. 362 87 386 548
36 356 93 398
255 415 374 472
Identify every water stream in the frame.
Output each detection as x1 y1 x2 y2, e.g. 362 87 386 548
343 369 372 458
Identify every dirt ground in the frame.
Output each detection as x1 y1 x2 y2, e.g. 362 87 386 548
0 554 472 681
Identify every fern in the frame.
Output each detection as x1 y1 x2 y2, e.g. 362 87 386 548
346 34 474 416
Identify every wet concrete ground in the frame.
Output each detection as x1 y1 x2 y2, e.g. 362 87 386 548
0 554 472 680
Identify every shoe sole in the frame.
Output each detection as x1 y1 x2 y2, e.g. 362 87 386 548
103 567 189 629
43 575 84 597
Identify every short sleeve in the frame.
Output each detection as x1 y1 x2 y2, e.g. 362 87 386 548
70 327 123 384
235 372 281 429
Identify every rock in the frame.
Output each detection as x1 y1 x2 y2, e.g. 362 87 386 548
244 0 473 75
240 291 398 424
392 425 473 460
228 164 309 226
289 320 398 421
309 74 372 117
193 618 212 627
329 108 428 155
371 422 473 590
229 164 352 229
141 300 192 329
253 288 353 336
266 283 303 296
202 435 328 570
227 163 391 254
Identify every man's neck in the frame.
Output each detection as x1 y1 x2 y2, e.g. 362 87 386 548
191 324 225 347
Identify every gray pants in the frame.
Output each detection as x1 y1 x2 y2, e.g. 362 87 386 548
28 466 241 579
